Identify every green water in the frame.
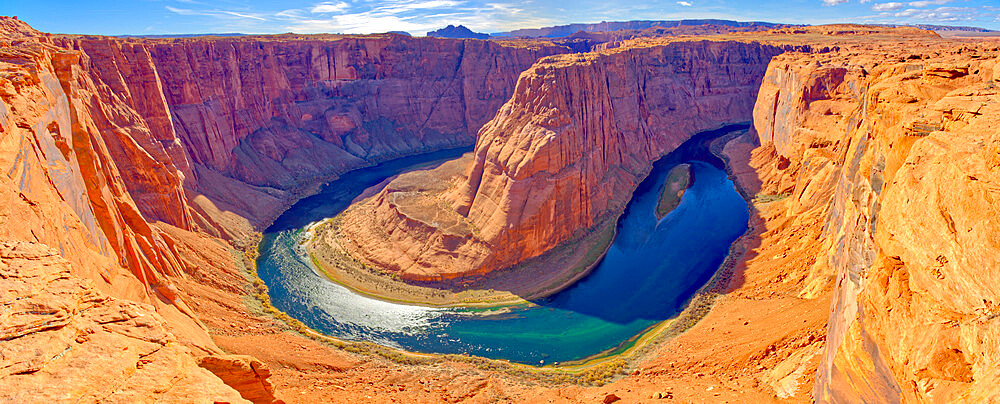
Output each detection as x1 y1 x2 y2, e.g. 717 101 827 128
256 125 749 364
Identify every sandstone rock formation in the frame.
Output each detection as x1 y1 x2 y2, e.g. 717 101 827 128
198 355 281 404
751 44 1000 402
0 17 199 324
67 34 567 230
339 40 788 279
0 240 248 403
1 14 569 323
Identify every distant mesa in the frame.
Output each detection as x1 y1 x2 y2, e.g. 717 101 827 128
493 19 787 38
875 23 999 38
880 23 995 33
387 31 412 36
426 25 489 39
116 33 247 39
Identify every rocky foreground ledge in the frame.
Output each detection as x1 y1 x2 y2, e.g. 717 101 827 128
0 240 274 403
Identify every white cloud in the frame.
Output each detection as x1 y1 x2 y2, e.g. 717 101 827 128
166 6 205 16
893 6 979 22
156 0 643 36
677 1 693 6
872 2 904 11
823 0 850 6
221 11 266 21
282 0 554 34
165 6 267 21
373 0 466 14
311 2 350 13
275 9 306 19
908 0 950 7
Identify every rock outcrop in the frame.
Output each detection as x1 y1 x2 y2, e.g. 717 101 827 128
0 240 248 403
198 355 281 403
66 35 567 229
0 17 198 318
0 19 288 401
340 40 787 279
751 45 1000 402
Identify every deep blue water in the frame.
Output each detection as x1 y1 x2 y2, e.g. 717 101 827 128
256 126 750 364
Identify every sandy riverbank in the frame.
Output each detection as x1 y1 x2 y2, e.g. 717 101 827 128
306 213 617 307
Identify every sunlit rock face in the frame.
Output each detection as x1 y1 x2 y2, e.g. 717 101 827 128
752 48 1000 403
1 16 560 399
68 35 567 229
1 16 195 307
339 40 790 280
0 240 251 403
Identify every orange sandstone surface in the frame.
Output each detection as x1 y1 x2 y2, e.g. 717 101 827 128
337 40 790 280
2 15 1000 403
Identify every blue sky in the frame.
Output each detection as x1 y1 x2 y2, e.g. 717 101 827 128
5 0 999 35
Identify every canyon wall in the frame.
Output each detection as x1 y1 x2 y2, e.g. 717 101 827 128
62 34 568 231
752 46 1000 402
0 17 203 318
1 17 562 400
0 18 264 401
342 40 791 279
457 41 787 271
2 16 567 304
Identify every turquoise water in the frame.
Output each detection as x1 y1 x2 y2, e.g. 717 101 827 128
256 125 749 364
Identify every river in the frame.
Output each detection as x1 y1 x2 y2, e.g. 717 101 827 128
256 125 750 364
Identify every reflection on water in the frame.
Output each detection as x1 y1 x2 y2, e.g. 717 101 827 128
257 126 749 364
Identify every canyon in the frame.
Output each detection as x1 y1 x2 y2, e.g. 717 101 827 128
2 14 999 403
335 40 788 281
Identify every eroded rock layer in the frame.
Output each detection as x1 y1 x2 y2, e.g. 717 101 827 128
751 45 1000 402
0 240 249 403
341 40 790 279
61 34 568 231
1 16 198 320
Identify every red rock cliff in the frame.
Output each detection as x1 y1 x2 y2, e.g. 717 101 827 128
0 17 197 312
751 46 1000 402
339 40 790 279
460 41 787 270
2 17 570 294
61 35 568 230
0 18 299 401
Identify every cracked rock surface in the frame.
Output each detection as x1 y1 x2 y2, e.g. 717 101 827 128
0 240 249 403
